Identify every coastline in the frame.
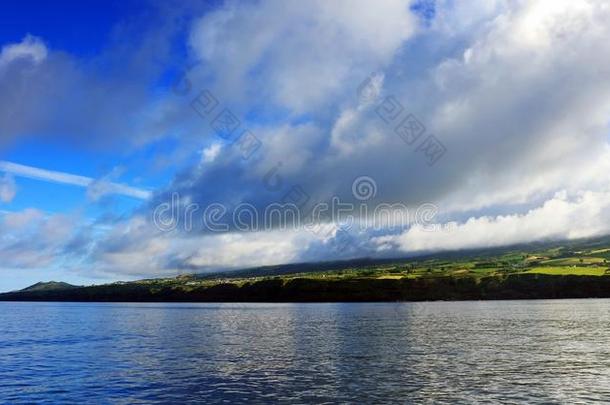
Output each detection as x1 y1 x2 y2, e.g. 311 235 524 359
2 274 609 303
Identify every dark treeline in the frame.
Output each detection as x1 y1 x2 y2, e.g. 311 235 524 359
1 274 609 303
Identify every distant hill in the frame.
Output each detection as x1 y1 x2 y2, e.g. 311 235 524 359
20 281 79 292
195 258 395 280
195 234 610 280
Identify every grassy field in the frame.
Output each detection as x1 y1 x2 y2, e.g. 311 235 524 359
180 240 610 286
525 267 608 276
541 257 606 266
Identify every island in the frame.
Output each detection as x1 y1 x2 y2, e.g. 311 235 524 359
3 237 610 302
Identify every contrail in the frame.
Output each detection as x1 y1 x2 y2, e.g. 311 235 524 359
0 160 152 200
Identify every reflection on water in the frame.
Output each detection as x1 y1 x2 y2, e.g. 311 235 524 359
0 300 608 403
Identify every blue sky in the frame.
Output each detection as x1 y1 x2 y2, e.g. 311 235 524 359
1 1 121 51
0 0 186 289
2 0 610 292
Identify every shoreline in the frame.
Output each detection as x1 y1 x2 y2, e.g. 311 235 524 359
2 274 609 303
1 297 609 305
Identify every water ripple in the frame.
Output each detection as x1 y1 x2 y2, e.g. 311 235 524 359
0 300 608 403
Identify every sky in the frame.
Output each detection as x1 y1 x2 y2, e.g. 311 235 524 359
2 0 610 291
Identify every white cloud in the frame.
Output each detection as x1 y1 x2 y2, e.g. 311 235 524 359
421 0 610 213
144 0 610 271
201 143 222 164
84 215 320 277
375 190 610 253
0 209 75 269
0 21 191 149
175 0 610 215
0 35 47 70
0 174 16 203
190 0 418 113
0 161 151 200
8 1 610 280
174 231 308 271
